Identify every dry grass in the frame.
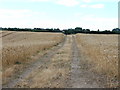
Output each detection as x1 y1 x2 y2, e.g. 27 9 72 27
2 31 65 84
14 35 72 88
76 34 118 87
2 31 64 68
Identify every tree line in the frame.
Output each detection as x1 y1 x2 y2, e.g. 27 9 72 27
0 27 62 33
0 27 120 34
63 27 120 34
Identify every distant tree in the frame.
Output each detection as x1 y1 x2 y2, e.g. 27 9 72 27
98 29 100 32
75 27 82 33
0 27 2 30
82 29 85 32
112 28 120 33
85 29 90 33
46 28 53 32
53 28 61 32
63 28 75 35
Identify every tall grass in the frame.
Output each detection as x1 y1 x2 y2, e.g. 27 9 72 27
14 35 72 88
2 31 64 69
2 31 65 85
76 34 118 87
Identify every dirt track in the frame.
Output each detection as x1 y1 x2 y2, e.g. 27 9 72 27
3 35 104 88
0 31 15 38
70 35 103 88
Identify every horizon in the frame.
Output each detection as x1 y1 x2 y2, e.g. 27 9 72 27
0 27 119 31
0 0 119 31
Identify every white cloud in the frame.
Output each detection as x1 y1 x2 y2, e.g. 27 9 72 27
82 0 118 3
0 0 118 3
0 0 117 31
0 9 30 28
80 4 88 8
80 4 104 8
74 13 84 17
0 0 79 7
90 4 104 8
30 0 50 2
0 9 47 28
0 0 51 2
73 13 117 30
56 0 79 7
0 8 117 30
0 9 30 18
82 15 117 30
82 0 91 3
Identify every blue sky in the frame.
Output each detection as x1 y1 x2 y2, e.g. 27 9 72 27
0 0 119 30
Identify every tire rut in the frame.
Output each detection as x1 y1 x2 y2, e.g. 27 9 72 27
70 35 100 88
0 32 15 38
3 36 67 88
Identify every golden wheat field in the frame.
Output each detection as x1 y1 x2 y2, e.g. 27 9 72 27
76 34 118 87
1 31 64 84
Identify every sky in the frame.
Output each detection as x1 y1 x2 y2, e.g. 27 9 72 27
0 0 119 31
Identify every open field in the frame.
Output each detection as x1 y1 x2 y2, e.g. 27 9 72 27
2 31 65 85
1 31 119 88
13 35 72 88
76 34 118 87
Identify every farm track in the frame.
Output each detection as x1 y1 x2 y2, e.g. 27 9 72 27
70 35 102 88
3 35 105 88
3 36 67 88
0 32 15 38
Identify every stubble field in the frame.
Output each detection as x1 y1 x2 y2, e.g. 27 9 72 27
76 34 118 87
1 31 119 88
1 31 64 85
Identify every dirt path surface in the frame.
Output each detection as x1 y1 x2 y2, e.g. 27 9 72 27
3 35 104 88
70 35 102 88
